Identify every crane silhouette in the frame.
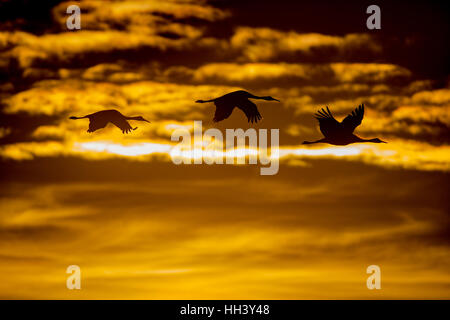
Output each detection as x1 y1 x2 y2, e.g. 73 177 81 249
70 109 150 134
302 104 386 145
195 90 280 123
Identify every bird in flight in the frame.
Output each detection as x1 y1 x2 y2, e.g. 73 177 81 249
302 104 386 145
195 90 280 123
70 109 150 134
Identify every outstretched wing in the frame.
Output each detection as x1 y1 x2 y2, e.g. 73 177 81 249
342 104 364 133
213 99 235 122
87 118 108 133
236 99 262 123
314 106 341 137
110 117 135 133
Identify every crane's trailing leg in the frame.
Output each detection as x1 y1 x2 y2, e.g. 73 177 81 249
122 127 138 134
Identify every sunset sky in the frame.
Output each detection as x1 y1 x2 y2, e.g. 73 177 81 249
0 0 449 299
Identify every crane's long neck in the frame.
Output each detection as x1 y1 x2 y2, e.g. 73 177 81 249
196 99 215 103
250 95 270 100
69 116 87 120
125 116 150 123
126 116 148 121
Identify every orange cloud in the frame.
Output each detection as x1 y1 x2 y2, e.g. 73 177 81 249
191 62 411 84
231 27 382 61
53 0 229 31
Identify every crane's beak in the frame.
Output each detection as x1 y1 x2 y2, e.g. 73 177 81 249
273 98 280 102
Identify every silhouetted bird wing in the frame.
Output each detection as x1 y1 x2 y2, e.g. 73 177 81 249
213 99 235 122
314 106 341 137
236 99 262 123
87 117 108 133
341 104 364 133
110 117 134 133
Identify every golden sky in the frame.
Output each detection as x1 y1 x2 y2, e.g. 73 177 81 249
0 0 449 299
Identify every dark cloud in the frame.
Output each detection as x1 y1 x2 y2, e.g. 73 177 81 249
0 110 60 145
0 0 64 34
213 0 450 78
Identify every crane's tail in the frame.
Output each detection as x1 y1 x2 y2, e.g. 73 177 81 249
195 99 215 103
69 116 87 120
